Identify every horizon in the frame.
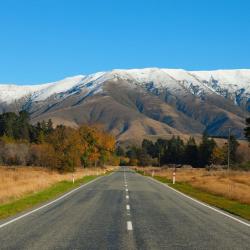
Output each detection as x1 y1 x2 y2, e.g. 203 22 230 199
1 67 250 86
0 0 250 84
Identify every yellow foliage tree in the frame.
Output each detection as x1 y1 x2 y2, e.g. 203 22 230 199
211 146 226 165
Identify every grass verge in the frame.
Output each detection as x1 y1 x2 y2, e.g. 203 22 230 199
0 175 100 220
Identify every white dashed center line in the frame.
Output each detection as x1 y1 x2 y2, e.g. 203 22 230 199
127 221 133 231
123 169 133 232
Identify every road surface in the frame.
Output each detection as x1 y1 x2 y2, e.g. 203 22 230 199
0 167 249 249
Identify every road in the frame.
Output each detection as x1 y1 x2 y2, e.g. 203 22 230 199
0 167 249 250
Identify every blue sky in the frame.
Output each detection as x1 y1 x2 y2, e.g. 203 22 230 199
0 0 250 84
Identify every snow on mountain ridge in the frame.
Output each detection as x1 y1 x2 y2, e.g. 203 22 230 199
0 68 250 107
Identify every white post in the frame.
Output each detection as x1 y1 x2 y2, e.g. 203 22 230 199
152 171 155 177
173 171 176 184
72 174 75 184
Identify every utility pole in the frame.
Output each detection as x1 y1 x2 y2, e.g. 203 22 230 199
227 127 231 172
158 152 161 167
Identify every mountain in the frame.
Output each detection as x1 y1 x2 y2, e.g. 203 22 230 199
0 68 249 144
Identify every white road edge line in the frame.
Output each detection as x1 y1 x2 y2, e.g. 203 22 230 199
0 172 114 229
126 195 129 199
127 221 133 230
149 177 250 227
125 188 128 192
126 204 130 210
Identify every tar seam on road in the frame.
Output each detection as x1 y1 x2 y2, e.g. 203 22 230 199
148 176 250 227
0 172 114 229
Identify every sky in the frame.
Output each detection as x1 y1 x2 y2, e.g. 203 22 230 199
0 0 250 84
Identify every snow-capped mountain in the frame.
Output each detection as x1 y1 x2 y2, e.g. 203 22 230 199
1 68 250 108
0 68 249 142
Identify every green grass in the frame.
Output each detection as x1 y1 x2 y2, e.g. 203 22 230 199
153 176 250 221
136 170 145 175
0 175 99 220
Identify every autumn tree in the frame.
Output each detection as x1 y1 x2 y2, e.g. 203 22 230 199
79 125 115 167
47 125 83 172
211 146 226 165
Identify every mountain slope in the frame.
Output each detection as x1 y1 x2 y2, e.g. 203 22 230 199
0 68 249 143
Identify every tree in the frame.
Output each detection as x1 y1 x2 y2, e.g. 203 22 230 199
198 133 216 167
142 139 156 157
211 146 226 165
115 146 125 157
47 125 83 172
15 111 30 140
162 136 185 165
0 112 18 138
126 146 138 160
244 117 250 142
0 111 31 141
227 135 240 163
137 148 152 166
155 139 168 165
184 137 199 167
78 125 115 167
47 119 54 134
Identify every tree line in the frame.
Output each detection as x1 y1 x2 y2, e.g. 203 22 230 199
1 111 250 170
117 133 240 168
0 111 117 171
116 116 250 168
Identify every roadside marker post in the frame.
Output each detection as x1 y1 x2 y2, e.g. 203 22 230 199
72 174 75 184
173 169 176 184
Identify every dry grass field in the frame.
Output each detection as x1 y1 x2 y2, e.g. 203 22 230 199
135 167 250 205
0 166 116 205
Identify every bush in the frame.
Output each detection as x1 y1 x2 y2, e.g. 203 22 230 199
0 142 29 165
235 161 250 171
28 144 57 168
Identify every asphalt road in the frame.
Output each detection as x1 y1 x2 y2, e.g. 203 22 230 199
0 167 249 250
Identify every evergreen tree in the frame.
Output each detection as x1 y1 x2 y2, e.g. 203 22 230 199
142 139 156 157
115 146 125 156
126 146 138 159
244 117 250 142
184 137 199 167
47 119 54 134
0 112 18 138
137 148 152 166
162 136 184 164
198 133 216 167
155 139 168 165
15 111 30 140
227 135 240 163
